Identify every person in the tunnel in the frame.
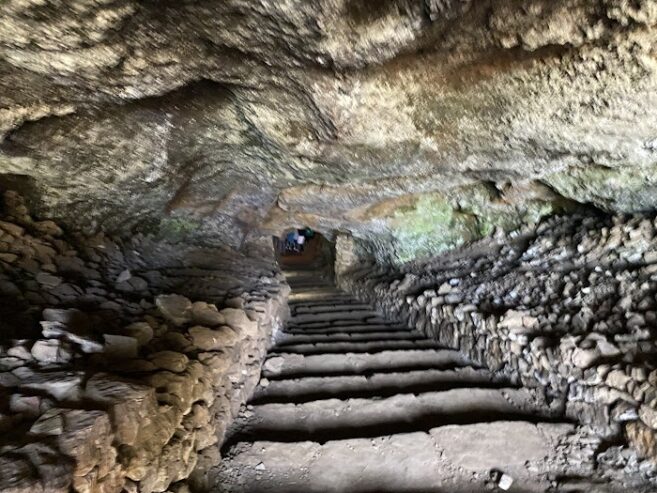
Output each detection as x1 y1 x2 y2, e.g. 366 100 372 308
285 230 299 254
281 227 315 255
296 230 306 251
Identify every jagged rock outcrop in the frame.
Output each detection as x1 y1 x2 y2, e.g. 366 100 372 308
2 1 657 263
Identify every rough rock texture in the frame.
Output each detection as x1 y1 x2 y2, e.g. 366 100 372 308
0 191 290 492
216 276 589 492
338 212 657 487
3 1 657 490
2 1 657 263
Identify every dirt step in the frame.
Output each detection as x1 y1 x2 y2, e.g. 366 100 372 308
261 349 473 379
251 367 510 404
229 388 557 443
276 330 425 345
270 339 445 355
215 421 574 493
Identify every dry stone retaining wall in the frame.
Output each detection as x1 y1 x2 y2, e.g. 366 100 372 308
0 191 289 492
338 213 657 481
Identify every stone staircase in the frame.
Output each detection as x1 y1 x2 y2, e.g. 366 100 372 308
213 273 575 492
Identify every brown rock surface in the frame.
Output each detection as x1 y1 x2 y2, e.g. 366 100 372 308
2 1 657 263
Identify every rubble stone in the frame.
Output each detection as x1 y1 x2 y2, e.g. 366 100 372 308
156 295 193 327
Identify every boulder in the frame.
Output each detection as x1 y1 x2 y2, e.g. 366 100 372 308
225 297 245 309
31 339 73 365
191 302 225 327
85 374 159 447
188 326 238 351
57 409 117 479
29 408 66 436
33 220 63 237
639 405 657 430
122 322 154 347
156 295 193 326
116 269 132 283
0 220 24 237
571 347 599 369
40 321 104 354
36 272 63 289
10 394 42 417
149 351 189 373
605 370 631 391
103 334 139 359
0 456 41 493
0 252 18 263
18 370 84 401
626 421 657 460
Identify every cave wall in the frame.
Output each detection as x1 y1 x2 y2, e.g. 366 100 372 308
2 0 657 264
3 0 657 489
0 191 290 492
337 211 657 481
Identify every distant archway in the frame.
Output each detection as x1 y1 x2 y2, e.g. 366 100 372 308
272 227 335 273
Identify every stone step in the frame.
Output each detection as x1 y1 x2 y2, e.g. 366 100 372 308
269 339 444 356
261 349 473 379
288 296 364 308
289 311 384 325
287 283 335 290
287 294 355 305
276 330 425 345
251 367 509 404
292 303 374 315
288 283 343 289
216 422 574 493
288 299 368 308
229 388 554 443
285 322 406 334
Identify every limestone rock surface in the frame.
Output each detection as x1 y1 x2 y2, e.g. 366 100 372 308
2 1 657 263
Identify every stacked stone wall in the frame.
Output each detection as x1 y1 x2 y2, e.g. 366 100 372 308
339 213 657 478
0 191 289 492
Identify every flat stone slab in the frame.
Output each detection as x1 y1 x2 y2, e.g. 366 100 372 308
233 388 554 442
261 349 473 378
216 421 575 493
251 367 507 404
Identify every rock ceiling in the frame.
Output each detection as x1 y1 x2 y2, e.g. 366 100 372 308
1 0 657 262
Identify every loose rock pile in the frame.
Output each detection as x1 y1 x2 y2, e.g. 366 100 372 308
0 191 290 492
339 213 657 487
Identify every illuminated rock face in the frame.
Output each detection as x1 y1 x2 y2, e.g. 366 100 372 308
2 0 657 263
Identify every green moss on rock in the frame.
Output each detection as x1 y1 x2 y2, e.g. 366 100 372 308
155 217 202 242
381 183 558 264
544 165 657 213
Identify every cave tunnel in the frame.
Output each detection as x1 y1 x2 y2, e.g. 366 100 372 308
1 1 657 492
